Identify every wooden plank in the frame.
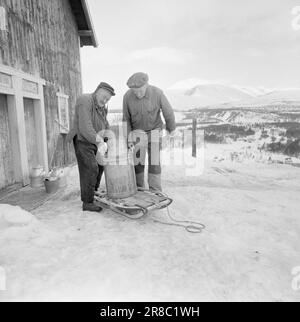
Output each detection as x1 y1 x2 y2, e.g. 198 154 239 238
0 6 7 31
12 76 30 186
24 98 39 171
0 182 23 199
0 94 15 189
7 94 22 183
34 90 49 173
78 30 93 37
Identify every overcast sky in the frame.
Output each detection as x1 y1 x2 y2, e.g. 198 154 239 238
81 0 300 107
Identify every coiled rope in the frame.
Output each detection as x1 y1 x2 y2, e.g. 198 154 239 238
152 205 206 234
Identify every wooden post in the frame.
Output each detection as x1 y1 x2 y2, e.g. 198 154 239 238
10 76 30 186
192 118 197 158
37 83 49 174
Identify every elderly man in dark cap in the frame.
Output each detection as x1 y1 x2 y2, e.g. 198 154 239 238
123 73 176 191
67 82 115 212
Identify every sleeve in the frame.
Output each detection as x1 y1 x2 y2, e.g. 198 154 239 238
103 120 111 141
160 91 176 133
77 97 97 145
104 107 110 130
122 95 133 141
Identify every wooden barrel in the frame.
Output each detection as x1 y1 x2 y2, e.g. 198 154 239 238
104 151 137 199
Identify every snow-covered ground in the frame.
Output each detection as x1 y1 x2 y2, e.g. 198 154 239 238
0 144 300 302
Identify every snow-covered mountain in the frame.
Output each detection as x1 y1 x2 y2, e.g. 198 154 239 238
254 88 300 104
231 85 270 97
168 78 222 91
185 84 253 101
167 84 253 110
166 79 300 111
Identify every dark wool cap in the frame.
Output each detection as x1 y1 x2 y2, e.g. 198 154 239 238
96 82 116 96
127 72 149 89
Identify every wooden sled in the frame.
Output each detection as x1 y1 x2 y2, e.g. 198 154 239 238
94 188 173 219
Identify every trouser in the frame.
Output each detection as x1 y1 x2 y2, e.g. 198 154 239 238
133 130 162 191
73 136 104 203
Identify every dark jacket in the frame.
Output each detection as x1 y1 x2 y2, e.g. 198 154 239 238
67 94 109 145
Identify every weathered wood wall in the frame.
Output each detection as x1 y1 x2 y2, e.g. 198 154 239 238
0 0 82 168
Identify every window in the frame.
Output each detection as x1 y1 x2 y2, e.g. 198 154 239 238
57 93 70 134
0 7 6 31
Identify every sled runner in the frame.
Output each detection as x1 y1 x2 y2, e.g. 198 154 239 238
94 188 173 219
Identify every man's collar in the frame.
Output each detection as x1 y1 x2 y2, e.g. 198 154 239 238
144 86 151 99
93 93 103 110
92 93 108 114
92 93 99 108
130 86 151 100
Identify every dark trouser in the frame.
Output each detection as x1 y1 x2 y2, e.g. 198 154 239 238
134 130 162 191
73 136 104 203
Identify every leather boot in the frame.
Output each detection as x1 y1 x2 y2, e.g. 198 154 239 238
82 202 103 212
135 172 145 189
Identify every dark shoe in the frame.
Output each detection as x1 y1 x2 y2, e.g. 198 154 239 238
82 202 103 212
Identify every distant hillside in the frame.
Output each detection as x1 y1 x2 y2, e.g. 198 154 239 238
183 106 300 126
166 79 300 111
227 89 300 108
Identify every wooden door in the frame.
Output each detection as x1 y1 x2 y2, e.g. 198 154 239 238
0 94 15 189
24 98 39 172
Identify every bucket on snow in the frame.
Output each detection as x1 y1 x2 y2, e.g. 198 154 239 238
44 178 60 194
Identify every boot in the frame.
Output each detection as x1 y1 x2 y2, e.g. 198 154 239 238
82 202 103 212
135 172 145 189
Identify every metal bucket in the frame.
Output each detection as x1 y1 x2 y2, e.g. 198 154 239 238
104 151 137 199
44 179 60 194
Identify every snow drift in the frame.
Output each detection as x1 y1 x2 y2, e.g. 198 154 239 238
0 204 35 228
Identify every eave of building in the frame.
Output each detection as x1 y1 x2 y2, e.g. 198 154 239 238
69 0 99 48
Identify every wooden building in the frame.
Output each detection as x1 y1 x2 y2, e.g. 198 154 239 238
0 0 97 190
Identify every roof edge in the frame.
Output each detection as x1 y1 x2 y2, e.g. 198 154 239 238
80 0 99 47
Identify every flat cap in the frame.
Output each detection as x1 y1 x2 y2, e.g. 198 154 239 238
96 82 116 96
127 72 149 89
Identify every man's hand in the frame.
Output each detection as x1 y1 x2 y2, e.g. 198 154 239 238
96 142 108 165
169 130 176 138
128 142 135 150
96 134 104 144
98 142 108 156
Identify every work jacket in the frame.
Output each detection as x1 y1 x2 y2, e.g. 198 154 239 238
67 94 109 145
123 85 176 136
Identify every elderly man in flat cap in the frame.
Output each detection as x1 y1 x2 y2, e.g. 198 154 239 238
123 73 176 191
67 82 115 212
